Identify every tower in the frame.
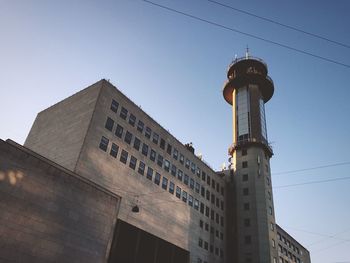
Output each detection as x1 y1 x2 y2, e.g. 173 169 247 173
223 52 278 263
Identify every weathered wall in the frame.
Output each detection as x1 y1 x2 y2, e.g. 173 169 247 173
0 139 120 263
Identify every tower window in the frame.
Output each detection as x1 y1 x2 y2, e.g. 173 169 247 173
128 114 136 126
245 235 252 244
145 127 152 139
169 181 174 194
243 188 249 196
167 144 172 155
154 172 161 185
162 177 168 190
120 107 128 120
178 170 184 181
120 150 128 164
152 132 159 144
133 137 141 151
142 143 149 157
242 161 248 168
157 154 163 167
244 203 250 210
138 161 145 175
150 149 156 161
243 174 248 181
182 191 187 202
242 149 247 156
194 199 199 210
160 138 166 149
244 218 250 227
105 117 114 131
115 124 123 138
173 148 178 160
110 143 119 158
124 131 133 144
137 120 144 133
146 167 153 180
99 136 109 152
176 186 181 198
129 156 137 170
110 99 119 113
188 195 193 206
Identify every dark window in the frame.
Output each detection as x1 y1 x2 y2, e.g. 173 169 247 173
129 156 137 170
124 131 132 144
162 177 168 190
191 162 196 174
216 182 220 193
243 174 248 182
210 226 214 234
216 197 219 207
216 213 219 224
146 167 153 180
205 206 209 217
210 245 213 253
190 178 194 189
169 181 175 194
211 179 215 189
142 143 149 157
133 137 141 150
182 191 187 202
220 216 224 227
196 167 201 177
200 203 204 214
179 154 184 164
242 148 247 156
120 150 128 164
204 241 208 250
211 210 214 220
176 186 181 198
128 114 136 126
220 249 223 258
201 186 205 197
244 203 250 210
198 238 203 248
245 235 251 244
194 199 199 210
110 143 119 157
221 186 224 196
188 195 193 206
202 171 206 181
242 161 248 168
215 247 219 256
138 161 145 175
137 120 144 133
211 194 215 204
115 124 123 138
185 159 190 169
244 218 250 227
160 138 165 149
205 223 209 231
99 136 109 151
150 149 156 161
221 200 224 211
152 133 159 144
105 117 114 131
110 99 119 113
166 144 172 155
199 220 203 228
157 154 163 167
206 190 210 201
164 160 170 172
154 172 161 185
183 174 188 185
178 170 183 181
195 182 200 193
243 188 249 196
171 164 177 176
207 175 211 186
220 232 223 240
120 107 128 120
216 230 219 238
145 127 152 139
173 148 178 160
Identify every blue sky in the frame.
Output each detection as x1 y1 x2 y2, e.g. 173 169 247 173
1 1 350 262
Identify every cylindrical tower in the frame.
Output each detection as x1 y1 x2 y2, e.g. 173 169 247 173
223 53 278 263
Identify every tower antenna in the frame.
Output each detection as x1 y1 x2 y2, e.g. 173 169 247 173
245 45 250 59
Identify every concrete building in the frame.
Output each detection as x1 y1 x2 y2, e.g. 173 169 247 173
0 54 311 263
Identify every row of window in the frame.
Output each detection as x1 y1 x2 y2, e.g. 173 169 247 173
105 116 225 212
277 232 302 255
199 219 224 241
198 237 224 258
99 136 224 228
109 99 225 196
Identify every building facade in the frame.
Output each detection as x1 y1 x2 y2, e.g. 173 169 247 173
0 55 311 263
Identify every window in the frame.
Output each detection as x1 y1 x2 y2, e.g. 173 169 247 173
200 203 204 214
211 194 215 204
173 148 178 160
154 172 161 185
243 174 248 182
196 167 201 177
129 156 137 170
242 148 247 156
128 114 136 126
184 174 189 185
244 202 250 210
137 120 144 133
207 175 211 186
216 213 220 224
120 149 128 164
182 191 187 202
220 216 224 226
115 124 123 138
243 188 249 196
199 220 203 228
220 249 223 258
215 247 219 256
188 195 193 206
145 127 152 139
204 241 208 250
201 186 205 197
185 159 190 169
99 136 109 151
146 167 153 180
221 187 224 196
179 154 184 164
206 190 210 200
150 149 156 161
195 182 200 193
198 238 203 248
110 99 119 113
166 144 172 155
242 161 248 168
169 181 175 194
266 176 270 186
105 117 114 131
157 154 163 167
190 178 194 189
210 245 213 253
205 206 209 217
202 171 206 181
245 235 251 244
133 137 141 150
110 143 119 157
270 223 275 231
216 230 219 238
216 197 219 207
221 200 224 211
164 160 170 172
120 107 128 120
269 206 273 215
142 143 149 156
171 164 177 176
211 179 215 189
191 162 196 174
152 133 159 144
216 182 220 193
220 232 223 240
176 186 181 198
178 170 184 181
272 239 276 248
138 161 145 175
244 218 250 227
194 199 199 210
162 177 168 190
160 138 165 149
124 131 133 144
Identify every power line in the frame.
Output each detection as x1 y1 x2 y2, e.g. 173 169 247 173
142 0 350 69
274 175 350 189
205 0 350 49
273 161 350 176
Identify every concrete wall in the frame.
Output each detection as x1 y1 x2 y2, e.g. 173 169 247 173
24 81 102 171
0 139 120 263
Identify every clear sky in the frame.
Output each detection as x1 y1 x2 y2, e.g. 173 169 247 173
1 1 350 262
